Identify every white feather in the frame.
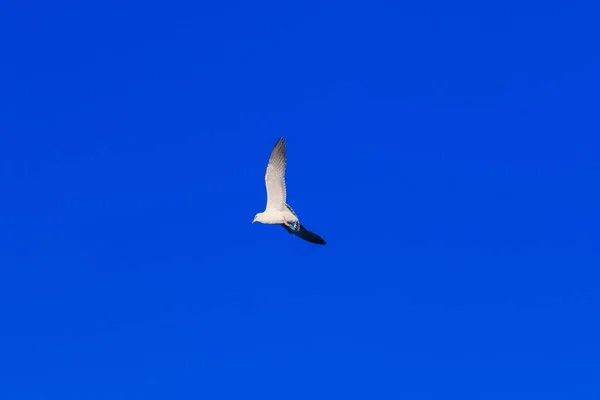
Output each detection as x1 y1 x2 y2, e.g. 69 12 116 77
264 137 287 212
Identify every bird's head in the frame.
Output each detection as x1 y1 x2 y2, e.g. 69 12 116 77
252 213 262 224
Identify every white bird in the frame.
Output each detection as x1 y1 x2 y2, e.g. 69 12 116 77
252 137 326 245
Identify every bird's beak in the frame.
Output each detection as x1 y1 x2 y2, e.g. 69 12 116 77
251 219 255 224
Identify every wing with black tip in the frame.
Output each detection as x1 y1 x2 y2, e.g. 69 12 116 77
280 223 326 245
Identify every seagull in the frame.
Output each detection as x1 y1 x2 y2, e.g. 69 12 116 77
252 137 326 245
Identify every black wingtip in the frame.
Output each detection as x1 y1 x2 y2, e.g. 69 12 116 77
297 225 327 245
280 224 326 245
268 137 286 159
310 237 327 245
273 137 285 149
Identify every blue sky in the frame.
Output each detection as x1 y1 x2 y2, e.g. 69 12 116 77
0 1 598 398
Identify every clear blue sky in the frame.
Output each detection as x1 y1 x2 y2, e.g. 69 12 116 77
1 1 598 398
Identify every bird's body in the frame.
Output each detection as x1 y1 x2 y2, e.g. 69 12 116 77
252 137 326 245
253 209 298 225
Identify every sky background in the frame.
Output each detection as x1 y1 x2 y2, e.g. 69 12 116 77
0 1 599 399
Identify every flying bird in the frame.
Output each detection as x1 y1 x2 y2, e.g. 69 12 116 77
252 137 326 245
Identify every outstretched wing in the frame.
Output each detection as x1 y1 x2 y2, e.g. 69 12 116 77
295 224 327 245
280 223 327 245
264 137 287 211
